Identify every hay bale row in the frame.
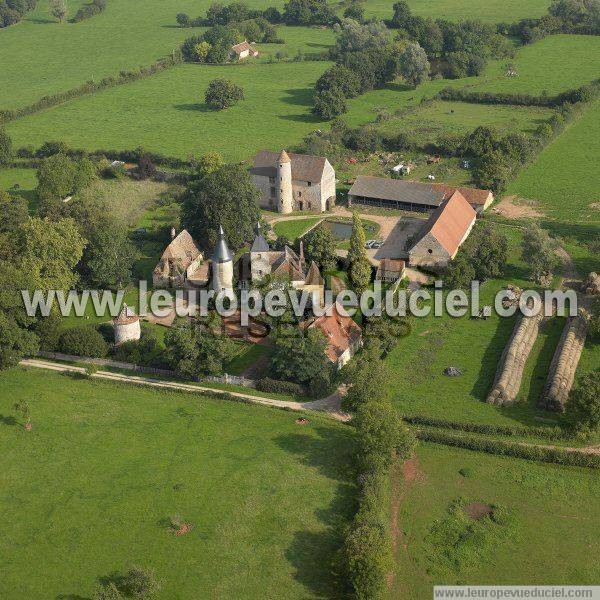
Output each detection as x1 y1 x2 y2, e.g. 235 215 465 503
487 311 545 406
539 310 589 412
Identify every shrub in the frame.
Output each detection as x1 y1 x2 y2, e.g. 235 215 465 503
58 326 109 358
256 377 305 396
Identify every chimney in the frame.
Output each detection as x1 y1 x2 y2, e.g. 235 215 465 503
170 226 176 240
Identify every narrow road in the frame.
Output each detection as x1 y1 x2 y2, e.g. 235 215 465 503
20 359 351 422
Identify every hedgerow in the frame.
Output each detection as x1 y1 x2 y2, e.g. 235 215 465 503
403 415 567 440
256 377 305 396
72 0 106 22
0 55 182 124
417 429 600 468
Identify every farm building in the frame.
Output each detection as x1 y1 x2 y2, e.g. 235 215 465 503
375 259 406 283
408 191 476 269
235 223 325 305
152 229 207 289
250 150 336 213
348 176 493 213
303 302 363 369
229 40 259 60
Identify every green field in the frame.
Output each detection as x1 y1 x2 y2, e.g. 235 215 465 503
5 62 330 161
357 0 551 22
379 100 554 138
0 367 355 599
0 167 38 211
392 443 600 596
383 225 596 428
474 34 600 95
508 98 600 224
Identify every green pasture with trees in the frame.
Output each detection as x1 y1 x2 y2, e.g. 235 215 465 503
0 367 356 599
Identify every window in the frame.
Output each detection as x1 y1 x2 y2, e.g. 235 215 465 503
270 187 277 198
307 181 312 187
269 176 275 183
427 248 433 254
298 191 302 197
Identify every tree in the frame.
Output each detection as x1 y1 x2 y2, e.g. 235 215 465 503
443 250 476 289
176 12 190 26
568 370 600 432
14 217 86 291
194 151 224 179
343 2 364 21
181 163 261 250
36 153 77 201
469 224 508 281
50 0 67 21
0 190 28 235
315 65 361 98
363 317 410 355
120 566 160 599
301 223 338 271
270 326 332 393
313 87 347 120
81 216 135 289
93 583 123 600
398 42 430 87
521 224 559 284
13 399 32 430
589 297 600 342
342 342 390 411
205 78 245 109
59 326 109 357
73 157 98 192
137 152 157 179
347 213 372 293
0 127 12 164
0 262 39 370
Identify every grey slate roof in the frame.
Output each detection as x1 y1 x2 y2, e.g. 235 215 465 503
251 150 327 183
212 225 232 263
250 223 270 253
348 176 446 207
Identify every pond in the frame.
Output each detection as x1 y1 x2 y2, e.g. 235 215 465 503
323 220 378 240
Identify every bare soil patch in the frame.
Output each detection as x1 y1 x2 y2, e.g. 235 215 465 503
464 502 494 521
492 195 544 219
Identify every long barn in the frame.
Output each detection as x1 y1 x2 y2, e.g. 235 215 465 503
347 176 493 213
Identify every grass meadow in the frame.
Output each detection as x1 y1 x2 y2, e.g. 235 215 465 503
508 98 600 224
5 62 330 161
383 224 598 428
473 34 600 96
392 443 600 597
0 367 356 599
354 0 551 22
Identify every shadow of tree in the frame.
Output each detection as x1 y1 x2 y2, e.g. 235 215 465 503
0 414 17 426
274 426 357 598
173 103 214 113
281 87 314 107
55 595 89 600
470 314 517 401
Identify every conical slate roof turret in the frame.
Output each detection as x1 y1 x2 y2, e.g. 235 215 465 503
250 222 270 253
213 225 232 263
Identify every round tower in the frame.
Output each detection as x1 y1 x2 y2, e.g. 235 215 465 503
113 304 141 346
276 150 293 214
212 225 234 294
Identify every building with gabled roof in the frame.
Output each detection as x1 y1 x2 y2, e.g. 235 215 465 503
408 191 476 269
152 229 205 288
235 223 325 305
304 301 362 368
250 149 336 213
348 176 493 213
229 40 259 60
375 259 406 283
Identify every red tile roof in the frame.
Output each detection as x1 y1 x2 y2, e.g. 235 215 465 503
416 191 476 257
307 302 362 363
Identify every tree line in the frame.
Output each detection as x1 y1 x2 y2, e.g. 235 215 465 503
0 0 35 28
